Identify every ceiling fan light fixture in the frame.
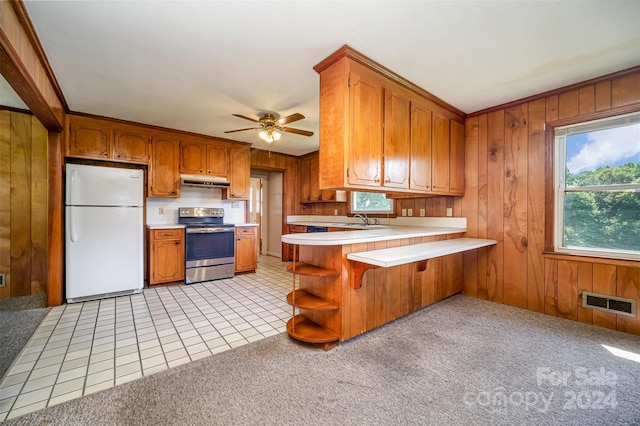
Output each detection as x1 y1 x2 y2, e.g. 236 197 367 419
259 128 281 143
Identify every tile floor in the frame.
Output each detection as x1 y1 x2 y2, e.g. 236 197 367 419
0 255 292 422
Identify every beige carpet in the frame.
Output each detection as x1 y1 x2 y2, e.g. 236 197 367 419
5 295 640 425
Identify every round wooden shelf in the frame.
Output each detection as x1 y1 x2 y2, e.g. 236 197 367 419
286 263 339 277
286 315 339 344
286 290 339 310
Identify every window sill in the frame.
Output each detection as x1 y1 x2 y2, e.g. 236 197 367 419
543 251 640 267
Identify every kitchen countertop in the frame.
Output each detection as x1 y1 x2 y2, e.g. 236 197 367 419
281 225 466 246
234 223 259 227
146 224 186 229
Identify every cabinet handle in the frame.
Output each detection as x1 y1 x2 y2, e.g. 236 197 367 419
175 241 180 245
385 178 391 183
373 177 380 183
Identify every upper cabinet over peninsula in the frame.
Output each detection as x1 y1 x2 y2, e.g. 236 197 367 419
313 45 465 196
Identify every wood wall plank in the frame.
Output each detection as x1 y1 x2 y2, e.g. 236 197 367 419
557 260 578 320
10 112 31 297
616 267 640 334
503 105 528 308
611 73 640 107
526 99 546 313
576 262 593 324
578 86 595 115
486 110 504 303
594 81 612 111
476 114 489 300
30 118 47 295
462 117 479 297
558 90 580 119
544 258 557 316
0 111 10 298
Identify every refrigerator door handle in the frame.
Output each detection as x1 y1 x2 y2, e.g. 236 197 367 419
69 208 78 242
69 168 77 205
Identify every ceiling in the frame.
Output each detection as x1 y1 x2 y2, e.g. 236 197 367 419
6 1 640 156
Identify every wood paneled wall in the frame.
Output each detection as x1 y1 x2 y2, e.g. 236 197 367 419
461 69 640 335
0 110 48 298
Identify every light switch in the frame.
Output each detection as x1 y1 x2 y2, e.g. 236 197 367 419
158 208 164 216
446 208 453 217
401 209 407 216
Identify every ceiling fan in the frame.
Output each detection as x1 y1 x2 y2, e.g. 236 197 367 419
224 112 314 143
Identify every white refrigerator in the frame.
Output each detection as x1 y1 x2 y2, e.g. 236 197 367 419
66 164 144 302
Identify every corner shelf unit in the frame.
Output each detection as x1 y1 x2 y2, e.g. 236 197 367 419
285 246 340 350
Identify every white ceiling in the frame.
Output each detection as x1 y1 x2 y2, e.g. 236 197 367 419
8 1 640 156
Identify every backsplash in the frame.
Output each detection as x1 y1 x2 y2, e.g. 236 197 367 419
287 215 466 228
147 186 246 224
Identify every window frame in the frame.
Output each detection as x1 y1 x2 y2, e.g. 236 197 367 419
550 111 640 261
349 191 396 216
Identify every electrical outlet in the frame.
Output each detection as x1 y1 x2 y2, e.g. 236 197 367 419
334 209 338 216
408 209 413 216
0 273 5 287
232 202 240 208
401 209 407 217
420 209 425 217
446 208 453 217
158 208 164 216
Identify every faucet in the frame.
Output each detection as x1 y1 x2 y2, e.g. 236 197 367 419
354 213 369 226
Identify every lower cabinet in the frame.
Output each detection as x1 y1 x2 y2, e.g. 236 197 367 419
235 226 257 273
149 228 185 285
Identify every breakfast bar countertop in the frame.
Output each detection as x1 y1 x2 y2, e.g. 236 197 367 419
281 225 466 246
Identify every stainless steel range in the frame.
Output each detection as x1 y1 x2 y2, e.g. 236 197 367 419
179 207 235 283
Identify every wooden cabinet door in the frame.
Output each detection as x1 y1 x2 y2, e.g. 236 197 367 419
206 144 228 177
299 156 311 202
309 153 322 201
179 141 206 174
235 227 257 273
347 70 383 187
113 128 149 164
410 101 433 191
67 116 113 160
149 229 185 285
225 146 250 199
431 113 450 193
149 136 180 197
383 88 410 189
449 120 465 195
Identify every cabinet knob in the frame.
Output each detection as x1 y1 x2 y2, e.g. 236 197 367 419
385 178 391 183
175 241 180 245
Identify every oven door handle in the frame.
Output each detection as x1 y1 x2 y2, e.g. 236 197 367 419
186 227 235 234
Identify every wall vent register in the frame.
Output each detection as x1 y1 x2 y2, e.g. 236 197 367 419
582 292 636 317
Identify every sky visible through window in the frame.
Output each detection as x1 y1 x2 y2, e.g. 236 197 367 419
566 123 640 174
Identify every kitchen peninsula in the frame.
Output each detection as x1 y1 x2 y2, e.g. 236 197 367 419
282 224 496 349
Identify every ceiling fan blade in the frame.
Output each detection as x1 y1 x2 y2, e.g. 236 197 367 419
224 127 260 133
281 126 314 137
231 114 259 123
279 113 305 125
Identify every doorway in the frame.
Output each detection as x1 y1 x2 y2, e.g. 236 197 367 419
250 171 283 258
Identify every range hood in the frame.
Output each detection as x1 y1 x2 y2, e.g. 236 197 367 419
180 174 230 188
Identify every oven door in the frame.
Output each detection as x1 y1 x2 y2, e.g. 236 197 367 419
185 227 235 267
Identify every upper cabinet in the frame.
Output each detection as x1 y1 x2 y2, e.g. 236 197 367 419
66 115 149 164
223 145 250 200
65 114 252 199
179 140 228 177
314 45 465 196
148 135 180 197
299 152 346 203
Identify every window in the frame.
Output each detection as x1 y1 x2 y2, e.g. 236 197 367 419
554 112 640 260
350 191 394 214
